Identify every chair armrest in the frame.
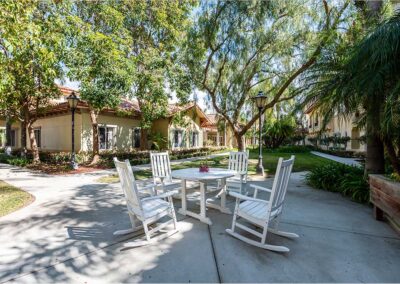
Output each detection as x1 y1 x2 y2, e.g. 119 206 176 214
250 184 271 198
229 191 268 204
250 184 272 192
142 190 178 202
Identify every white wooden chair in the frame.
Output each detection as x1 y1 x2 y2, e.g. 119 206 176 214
226 150 249 194
150 152 181 194
113 157 178 248
226 155 299 252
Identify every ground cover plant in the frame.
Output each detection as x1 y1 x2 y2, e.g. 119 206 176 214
305 162 369 203
0 180 34 217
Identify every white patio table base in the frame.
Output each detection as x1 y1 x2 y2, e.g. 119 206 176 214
172 168 236 225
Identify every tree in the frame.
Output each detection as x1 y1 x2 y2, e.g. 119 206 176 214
0 0 66 162
186 0 352 150
117 0 195 149
263 116 296 149
301 5 399 175
66 1 132 163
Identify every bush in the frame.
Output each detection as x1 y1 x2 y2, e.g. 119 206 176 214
267 145 315 153
305 163 369 203
0 154 31 167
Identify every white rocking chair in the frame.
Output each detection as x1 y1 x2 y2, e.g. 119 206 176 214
226 155 299 252
150 152 182 194
226 150 249 194
113 157 178 248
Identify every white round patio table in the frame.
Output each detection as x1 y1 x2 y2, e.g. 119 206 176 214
171 168 236 225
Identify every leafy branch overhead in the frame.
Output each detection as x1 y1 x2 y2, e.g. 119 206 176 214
186 0 353 149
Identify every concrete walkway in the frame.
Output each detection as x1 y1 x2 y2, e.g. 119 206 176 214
311 151 362 166
0 164 399 283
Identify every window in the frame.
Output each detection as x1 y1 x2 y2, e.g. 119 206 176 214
133 127 141 148
98 126 115 150
173 130 183 148
191 131 199 147
10 129 17 147
34 128 41 148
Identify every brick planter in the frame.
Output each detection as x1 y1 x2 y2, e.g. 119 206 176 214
369 174 400 234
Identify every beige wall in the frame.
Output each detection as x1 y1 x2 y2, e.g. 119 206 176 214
305 112 366 152
81 111 141 152
168 109 204 149
29 113 81 152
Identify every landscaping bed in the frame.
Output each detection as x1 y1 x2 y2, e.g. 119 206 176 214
0 146 228 175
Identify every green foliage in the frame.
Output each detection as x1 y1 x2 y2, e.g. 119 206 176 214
150 132 168 151
186 0 353 147
263 117 296 149
306 163 369 203
301 11 400 174
266 145 315 153
0 154 31 167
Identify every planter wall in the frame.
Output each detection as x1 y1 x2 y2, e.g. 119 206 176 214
369 174 400 234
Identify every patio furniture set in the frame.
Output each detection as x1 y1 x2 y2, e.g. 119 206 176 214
113 151 298 252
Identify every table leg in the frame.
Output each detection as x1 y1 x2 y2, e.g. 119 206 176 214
220 178 232 214
178 179 187 216
200 182 212 225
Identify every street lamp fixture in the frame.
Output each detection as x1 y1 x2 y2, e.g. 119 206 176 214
252 91 268 176
67 91 80 170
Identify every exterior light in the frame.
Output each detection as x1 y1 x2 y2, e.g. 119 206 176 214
67 91 80 170
251 91 268 177
67 91 79 109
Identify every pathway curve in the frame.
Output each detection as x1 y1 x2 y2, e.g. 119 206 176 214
311 151 362 166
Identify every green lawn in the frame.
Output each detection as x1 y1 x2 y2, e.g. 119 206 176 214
96 149 330 184
0 180 34 217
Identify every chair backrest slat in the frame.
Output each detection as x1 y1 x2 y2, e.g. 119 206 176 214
150 152 172 183
113 157 142 214
228 150 249 180
268 155 295 214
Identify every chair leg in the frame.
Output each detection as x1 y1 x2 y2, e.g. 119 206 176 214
231 199 240 232
143 221 151 242
225 229 290 252
268 215 299 238
113 213 143 236
169 197 178 230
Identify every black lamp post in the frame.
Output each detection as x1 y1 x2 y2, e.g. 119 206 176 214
67 91 80 170
252 91 267 176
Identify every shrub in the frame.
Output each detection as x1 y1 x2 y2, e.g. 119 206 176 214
267 145 315 153
305 162 369 203
0 154 31 167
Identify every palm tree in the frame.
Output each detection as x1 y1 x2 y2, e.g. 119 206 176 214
301 12 400 175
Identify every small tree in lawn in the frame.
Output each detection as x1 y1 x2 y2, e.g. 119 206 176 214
66 1 132 164
186 0 352 150
0 0 66 162
118 0 195 149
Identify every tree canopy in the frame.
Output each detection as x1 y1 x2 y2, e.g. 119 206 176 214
185 0 354 149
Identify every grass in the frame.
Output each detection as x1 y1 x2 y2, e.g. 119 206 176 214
96 148 330 184
0 180 34 217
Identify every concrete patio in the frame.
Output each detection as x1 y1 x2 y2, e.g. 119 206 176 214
0 163 399 283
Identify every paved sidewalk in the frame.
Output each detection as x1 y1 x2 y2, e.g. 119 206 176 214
0 164 399 283
311 151 362 166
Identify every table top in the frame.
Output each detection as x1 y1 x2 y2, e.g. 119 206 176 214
171 168 236 181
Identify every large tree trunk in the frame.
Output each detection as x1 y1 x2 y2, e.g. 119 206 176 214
27 122 40 163
234 131 245 151
89 109 100 165
365 95 385 175
5 118 12 155
384 139 400 175
140 128 148 150
20 120 27 157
